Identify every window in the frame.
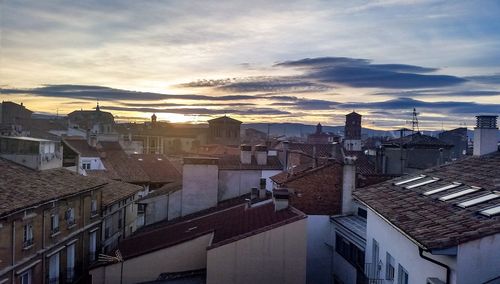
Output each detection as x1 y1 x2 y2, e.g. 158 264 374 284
386 252 395 280
89 231 97 262
66 208 75 227
357 207 367 219
48 252 60 284
66 244 75 282
50 214 59 235
372 239 380 277
20 269 32 284
23 224 34 248
397 264 409 284
82 162 91 170
90 199 98 216
335 234 365 270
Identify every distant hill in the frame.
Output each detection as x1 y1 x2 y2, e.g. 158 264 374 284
242 123 474 140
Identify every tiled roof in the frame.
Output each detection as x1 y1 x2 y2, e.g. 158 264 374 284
270 163 314 184
189 144 241 156
353 151 500 250
344 150 377 175
140 181 182 200
63 138 100 157
95 142 150 183
384 132 452 148
131 154 181 184
286 142 339 158
218 155 283 170
118 201 305 259
0 158 106 217
101 179 143 206
207 116 242 124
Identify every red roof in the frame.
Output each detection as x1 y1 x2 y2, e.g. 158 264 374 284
118 201 305 259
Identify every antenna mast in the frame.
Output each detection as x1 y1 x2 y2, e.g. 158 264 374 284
412 108 420 133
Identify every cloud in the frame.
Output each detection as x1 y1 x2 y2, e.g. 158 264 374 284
271 99 339 110
464 74 500 85
275 57 466 89
178 56 467 94
179 76 331 93
99 106 290 116
372 89 500 97
121 102 256 107
0 85 259 101
340 97 500 115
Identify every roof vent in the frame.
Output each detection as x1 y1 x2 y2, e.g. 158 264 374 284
439 187 481 201
394 175 426 186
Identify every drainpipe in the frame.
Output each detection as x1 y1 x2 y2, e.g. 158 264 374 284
418 247 450 284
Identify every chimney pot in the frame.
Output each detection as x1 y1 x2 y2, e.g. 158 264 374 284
473 115 498 156
273 188 289 211
240 144 252 164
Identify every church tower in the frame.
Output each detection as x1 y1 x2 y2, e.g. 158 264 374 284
344 111 362 151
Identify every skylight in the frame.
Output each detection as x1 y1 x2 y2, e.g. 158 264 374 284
439 187 481 201
457 193 500 208
423 183 462 196
405 178 439 189
394 175 426 186
479 205 500 217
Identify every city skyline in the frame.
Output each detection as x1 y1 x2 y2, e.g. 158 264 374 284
1 0 500 129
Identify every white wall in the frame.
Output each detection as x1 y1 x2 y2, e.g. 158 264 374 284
366 209 451 283
80 157 105 170
90 233 213 284
218 170 260 201
206 218 307 284
456 233 500 284
167 190 182 220
182 163 218 216
306 215 333 284
261 170 282 191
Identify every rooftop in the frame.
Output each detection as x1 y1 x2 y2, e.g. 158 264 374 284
207 115 242 124
118 201 305 259
101 179 143 206
383 132 452 148
353 151 500 250
332 215 367 240
218 155 283 170
0 135 55 142
0 158 106 217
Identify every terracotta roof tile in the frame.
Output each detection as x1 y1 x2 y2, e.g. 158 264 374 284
101 179 143 206
218 155 282 170
118 201 305 259
0 158 106 217
353 151 500 250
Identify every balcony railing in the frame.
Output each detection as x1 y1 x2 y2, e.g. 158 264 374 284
363 263 385 284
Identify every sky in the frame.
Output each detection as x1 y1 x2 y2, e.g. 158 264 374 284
1 0 499 130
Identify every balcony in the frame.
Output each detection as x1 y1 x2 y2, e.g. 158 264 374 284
362 263 385 284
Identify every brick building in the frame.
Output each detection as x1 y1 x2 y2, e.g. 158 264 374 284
0 158 106 284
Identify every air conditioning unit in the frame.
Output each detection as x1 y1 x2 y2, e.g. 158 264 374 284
427 277 446 284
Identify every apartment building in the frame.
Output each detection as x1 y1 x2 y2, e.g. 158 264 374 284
0 157 106 284
352 115 499 284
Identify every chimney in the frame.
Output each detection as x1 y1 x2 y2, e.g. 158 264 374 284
282 141 289 171
342 156 357 215
251 187 258 199
87 131 97 148
273 188 289 211
240 145 252 164
255 144 268 165
473 115 498 156
181 157 219 216
259 178 267 199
